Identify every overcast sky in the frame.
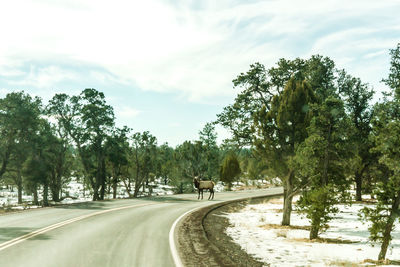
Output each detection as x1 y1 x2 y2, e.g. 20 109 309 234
0 0 399 146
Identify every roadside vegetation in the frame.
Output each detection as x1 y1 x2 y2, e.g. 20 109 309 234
1 43 400 262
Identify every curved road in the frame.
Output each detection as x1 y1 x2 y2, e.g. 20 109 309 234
0 188 282 267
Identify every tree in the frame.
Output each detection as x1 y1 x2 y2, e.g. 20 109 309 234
245 156 268 182
47 89 115 200
0 92 42 181
294 97 352 239
217 56 337 225
216 63 274 147
253 77 316 225
105 126 130 199
171 141 206 193
220 152 241 189
360 43 400 261
0 92 42 203
157 143 174 185
199 123 220 180
338 70 375 201
129 131 157 197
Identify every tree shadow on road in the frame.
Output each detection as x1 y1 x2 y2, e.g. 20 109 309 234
145 196 196 203
0 227 51 243
53 202 107 210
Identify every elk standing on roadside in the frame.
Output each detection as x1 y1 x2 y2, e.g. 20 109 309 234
193 177 215 200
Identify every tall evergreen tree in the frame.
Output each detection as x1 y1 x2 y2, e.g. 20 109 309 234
295 97 352 239
199 123 220 180
338 70 375 201
361 43 400 261
47 89 115 200
220 152 241 189
254 77 316 225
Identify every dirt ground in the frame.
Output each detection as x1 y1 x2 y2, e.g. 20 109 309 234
177 197 275 267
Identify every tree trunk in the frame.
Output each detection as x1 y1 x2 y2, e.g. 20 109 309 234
43 182 49 207
309 192 326 240
50 172 61 202
121 179 133 198
355 171 362 202
92 186 100 201
309 221 320 240
17 171 23 204
33 188 39 206
133 184 141 198
51 187 60 202
0 146 11 180
113 181 117 199
282 171 294 226
17 183 23 204
378 192 400 260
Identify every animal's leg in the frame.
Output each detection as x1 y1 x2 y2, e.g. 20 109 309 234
201 190 203 200
198 189 200 200
209 189 214 200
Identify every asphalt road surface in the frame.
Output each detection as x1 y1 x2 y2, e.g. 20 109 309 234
0 188 282 267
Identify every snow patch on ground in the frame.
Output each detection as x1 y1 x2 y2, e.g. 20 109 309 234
225 198 400 266
0 177 175 208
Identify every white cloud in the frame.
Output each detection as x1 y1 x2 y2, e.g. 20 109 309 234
115 106 141 119
9 65 78 88
0 0 399 101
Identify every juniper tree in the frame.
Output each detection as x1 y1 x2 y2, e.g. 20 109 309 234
338 70 374 201
218 56 337 225
47 89 115 200
360 43 400 261
254 77 316 225
294 97 352 239
220 152 241 190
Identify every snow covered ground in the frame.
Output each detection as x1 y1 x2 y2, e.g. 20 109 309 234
0 177 175 209
225 197 400 266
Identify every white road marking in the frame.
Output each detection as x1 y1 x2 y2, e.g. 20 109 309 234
169 206 204 267
0 202 155 252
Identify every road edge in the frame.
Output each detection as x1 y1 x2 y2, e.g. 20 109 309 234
169 189 283 267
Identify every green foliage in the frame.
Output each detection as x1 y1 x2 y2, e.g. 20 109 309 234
253 77 316 178
0 91 42 180
47 89 115 200
199 123 220 180
220 152 241 189
359 43 400 261
382 43 400 98
294 97 352 238
156 143 174 185
130 131 158 197
170 140 207 193
297 185 339 236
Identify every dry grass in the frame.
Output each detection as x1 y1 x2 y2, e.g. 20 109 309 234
289 237 359 244
363 259 400 266
327 260 361 266
260 224 358 244
260 223 310 231
267 198 284 205
276 229 287 238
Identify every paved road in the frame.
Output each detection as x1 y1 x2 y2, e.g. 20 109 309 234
0 188 282 267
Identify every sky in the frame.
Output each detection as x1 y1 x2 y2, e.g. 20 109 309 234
0 0 399 147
